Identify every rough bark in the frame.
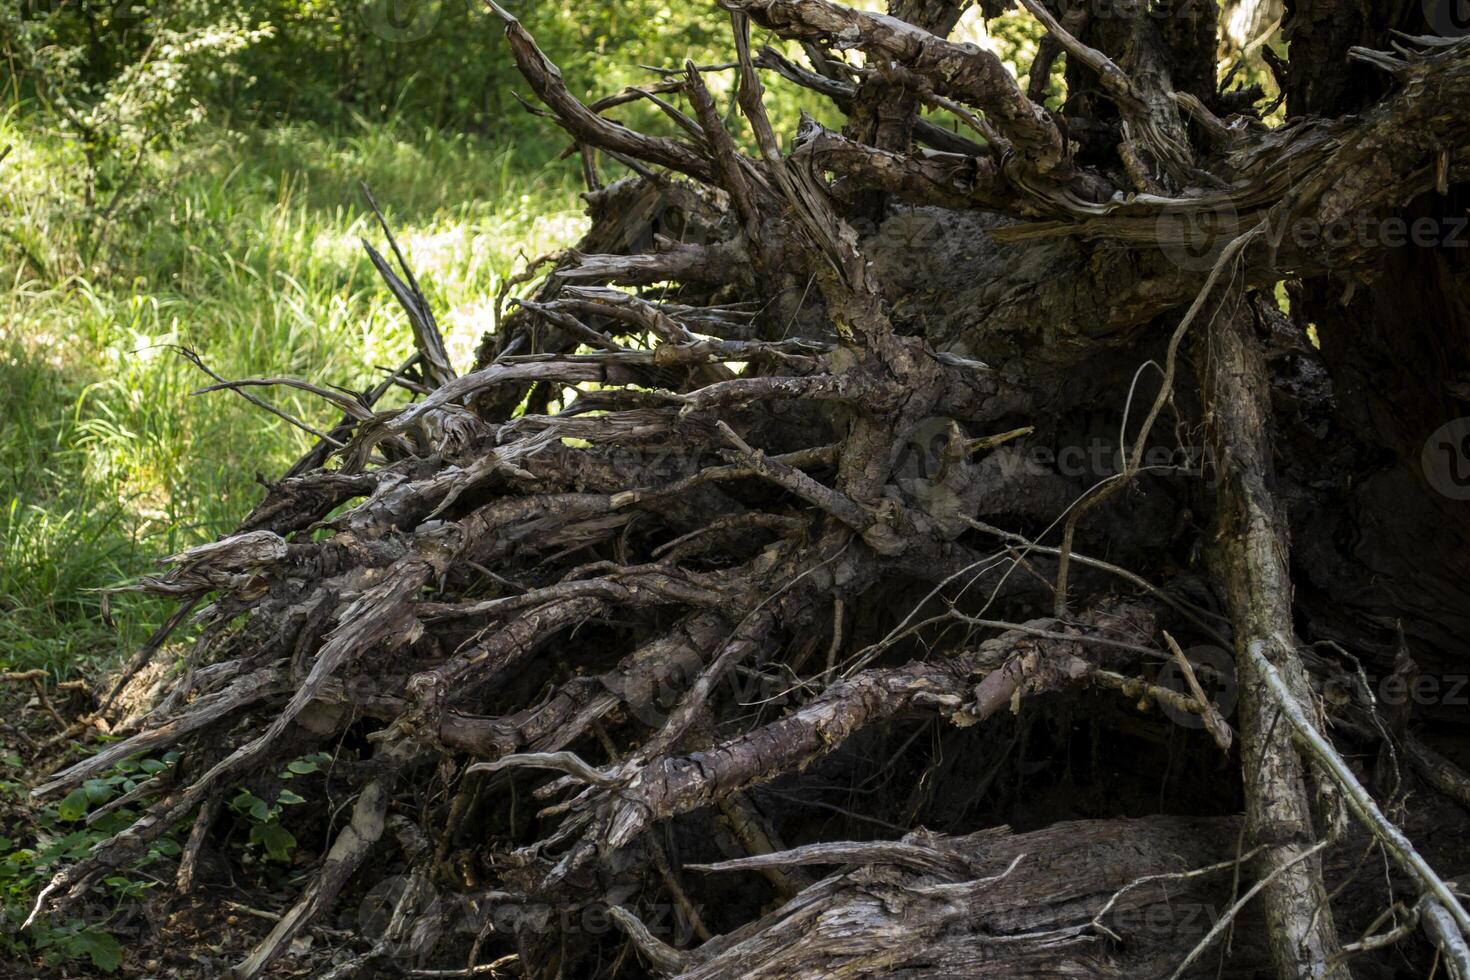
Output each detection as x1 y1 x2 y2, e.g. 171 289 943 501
21 3 1470 979
1196 298 1344 977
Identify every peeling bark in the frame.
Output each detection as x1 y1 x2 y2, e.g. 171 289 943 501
25 6 1470 979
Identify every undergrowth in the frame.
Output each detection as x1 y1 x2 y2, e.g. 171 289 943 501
0 113 587 677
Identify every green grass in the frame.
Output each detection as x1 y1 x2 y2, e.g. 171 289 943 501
0 113 588 677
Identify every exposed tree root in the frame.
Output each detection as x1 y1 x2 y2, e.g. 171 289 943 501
1197 297 1345 976
23 4 1470 978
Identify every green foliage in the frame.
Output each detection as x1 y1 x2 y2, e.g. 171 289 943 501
0 113 586 675
986 12 1057 105
2 1 751 135
283 752 332 778
47 922 124 973
0 751 182 974
0 746 334 968
229 788 299 863
224 752 330 864
229 2 743 135
1 0 273 255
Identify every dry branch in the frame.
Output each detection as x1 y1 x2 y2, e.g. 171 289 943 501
23 6 1470 978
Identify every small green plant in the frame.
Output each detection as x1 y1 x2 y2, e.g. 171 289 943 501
0 750 182 974
228 786 300 864
27 918 125 974
225 752 327 866
283 752 331 777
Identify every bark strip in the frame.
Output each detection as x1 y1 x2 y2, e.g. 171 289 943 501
1196 297 1346 978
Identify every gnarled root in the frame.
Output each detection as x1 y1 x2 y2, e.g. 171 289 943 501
24 6 1470 978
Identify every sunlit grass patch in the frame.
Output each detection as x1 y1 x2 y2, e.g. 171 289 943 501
0 113 586 675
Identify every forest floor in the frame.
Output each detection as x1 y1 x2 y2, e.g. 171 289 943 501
2 678 411 977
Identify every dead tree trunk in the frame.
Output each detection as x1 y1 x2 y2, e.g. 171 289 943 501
24 2 1470 978
1197 298 1345 976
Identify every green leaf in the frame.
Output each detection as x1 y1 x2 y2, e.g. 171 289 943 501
58 787 90 822
67 927 123 973
91 810 135 834
139 758 167 775
285 760 318 775
250 822 296 863
38 830 100 865
276 789 305 805
230 789 262 815
249 799 271 822
83 779 115 804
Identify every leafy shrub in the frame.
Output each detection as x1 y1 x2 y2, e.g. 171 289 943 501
1 1 273 260
0 750 182 974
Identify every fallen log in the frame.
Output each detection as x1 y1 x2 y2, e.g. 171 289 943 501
21 4 1470 978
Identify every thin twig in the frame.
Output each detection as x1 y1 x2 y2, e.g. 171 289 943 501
1246 638 1470 941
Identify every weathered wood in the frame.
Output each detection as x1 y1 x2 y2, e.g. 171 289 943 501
1196 299 1346 977
24 5 1470 977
